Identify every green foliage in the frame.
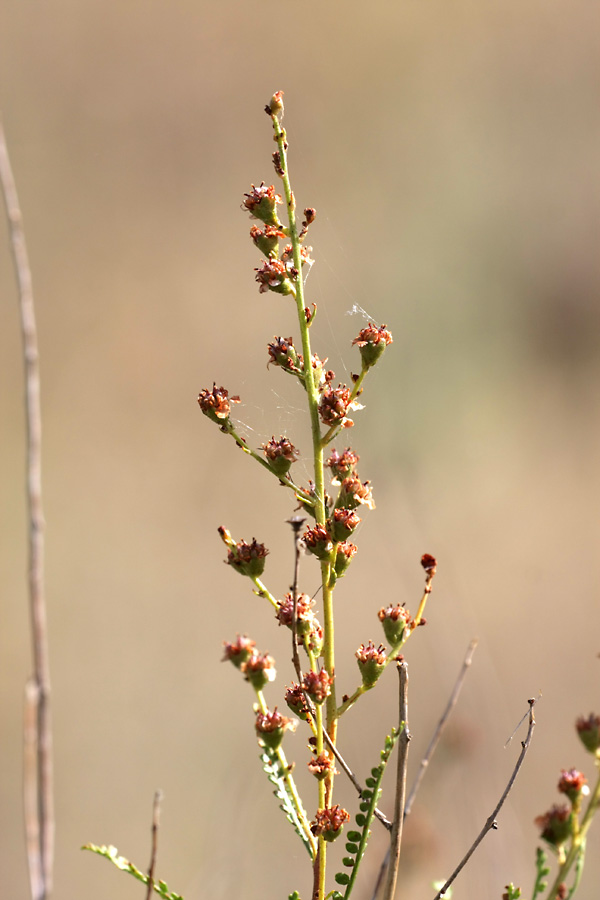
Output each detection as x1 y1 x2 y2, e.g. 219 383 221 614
260 746 314 857
332 727 400 899
503 885 522 900
531 846 550 900
81 844 184 899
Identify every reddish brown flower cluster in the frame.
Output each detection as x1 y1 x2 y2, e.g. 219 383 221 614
318 383 353 428
421 553 438 576
311 804 350 842
534 804 572 848
255 707 293 750
338 474 375 510
242 182 283 227
267 336 301 373
302 669 333 705
250 223 285 257
222 635 257 669
308 753 334 781
352 323 393 369
302 524 333 560
326 447 359 481
285 683 312 721
243 652 276 690
255 258 294 295
333 541 358 578
558 768 588 802
224 536 269 578
197 384 240 423
576 713 600 754
262 436 299 476
276 592 315 635
378 604 412 646
328 507 360 541
356 641 387 688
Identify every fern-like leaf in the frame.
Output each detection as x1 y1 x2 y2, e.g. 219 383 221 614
81 844 184 899
333 727 400 899
260 746 314 858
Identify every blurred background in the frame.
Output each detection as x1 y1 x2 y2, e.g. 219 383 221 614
1 1 599 898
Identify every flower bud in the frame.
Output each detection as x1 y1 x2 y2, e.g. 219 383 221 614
302 669 333 705
356 641 387 688
326 447 360 482
267 91 284 117
276 592 315 636
337 475 375 510
250 224 284 258
285 683 311 721
558 769 588 804
308 753 334 781
255 259 295 295
267 336 301 373
222 535 269 578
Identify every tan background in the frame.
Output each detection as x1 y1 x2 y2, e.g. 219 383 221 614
1 2 599 899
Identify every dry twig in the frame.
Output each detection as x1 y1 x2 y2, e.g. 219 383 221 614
0 117 54 900
145 791 164 900
381 661 410 900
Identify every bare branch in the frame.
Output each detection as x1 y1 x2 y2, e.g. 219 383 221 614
145 791 163 900
405 638 478 817
432 697 537 900
0 117 54 900
381 661 410 900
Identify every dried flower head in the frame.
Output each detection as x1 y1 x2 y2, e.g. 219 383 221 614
255 258 295 295
262 436 299 476
222 635 257 669
352 323 393 369
378 604 412 647
326 447 360 481
308 753 334 781
328 507 361 542
302 524 333 561
285 683 312 721
558 768 588 803
198 384 240 423
250 224 285 258
224 537 269 578
302 669 333 705
318 384 352 428
276 592 315 635
576 713 600 754
421 553 438 577
311 805 350 842
242 182 283 227
255 707 293 750
338 474 375 510
267 336 301 373
356 641 387 688
333 541 358 578
243 652 276 690
534 804 573 849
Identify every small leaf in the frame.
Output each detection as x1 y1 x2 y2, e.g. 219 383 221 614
335 873 350 885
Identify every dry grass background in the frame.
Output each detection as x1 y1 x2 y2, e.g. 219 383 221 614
1 1 599 899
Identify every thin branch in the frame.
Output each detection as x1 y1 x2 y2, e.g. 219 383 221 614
287 515 306 684
0 117 54 900
432 697 538 900
371 639 478 900
381 662 410 900
145 791 163 900
405 638 478 817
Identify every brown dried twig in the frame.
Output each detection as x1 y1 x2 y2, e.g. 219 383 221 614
0 118 54 900
145 791 163 900
432 697 537 900
381 661 410 900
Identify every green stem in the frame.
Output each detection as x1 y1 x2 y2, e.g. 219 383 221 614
250 576 279 609
271 108 337 900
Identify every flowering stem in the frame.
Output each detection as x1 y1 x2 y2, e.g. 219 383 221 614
545 762 600 900
270 102 337 900
320 366 368 447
